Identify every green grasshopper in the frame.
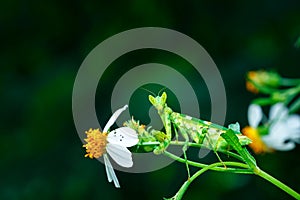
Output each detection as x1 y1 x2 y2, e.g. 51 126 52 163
148 92 251 151
148 92 252 176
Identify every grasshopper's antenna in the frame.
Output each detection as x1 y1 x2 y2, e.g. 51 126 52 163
158 87 167 96
140 87 156 96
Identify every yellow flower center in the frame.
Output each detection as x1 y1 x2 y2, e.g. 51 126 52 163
83 128 107 159
242 126 271 154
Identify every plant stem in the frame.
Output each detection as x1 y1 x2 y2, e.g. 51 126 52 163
169 162 227 200
163 150 252 174
255 168 300 199
289 97 300 114
140 142 300 199
139 141 244 162
165 150 300 199
283 84 300 105
280 78 300 86
169 141 245 162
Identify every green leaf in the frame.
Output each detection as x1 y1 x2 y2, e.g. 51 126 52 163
252 98 278 106
221 129 257 169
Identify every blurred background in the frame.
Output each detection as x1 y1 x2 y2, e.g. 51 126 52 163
1 0 300 199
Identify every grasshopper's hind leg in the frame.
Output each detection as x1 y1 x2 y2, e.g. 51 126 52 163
176 128 191 180
205 131 227 169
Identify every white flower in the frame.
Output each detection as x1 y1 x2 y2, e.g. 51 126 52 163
83 105 138 188
248 103 300 151
248 104 263 128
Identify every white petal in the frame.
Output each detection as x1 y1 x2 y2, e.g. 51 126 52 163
262 135 296 151
286 115 300 130
290 134 300 144
248 104 263 128
269 121 286 136
103 154 120 188
103 105 128 133
269 103 288 121
275 142 295 150
107 127 139 147
106 143 133 167
262 122 296 151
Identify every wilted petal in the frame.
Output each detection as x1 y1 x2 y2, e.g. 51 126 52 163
248 104 263 128
103 105 128 133
107 127 139 147
106 143 133 167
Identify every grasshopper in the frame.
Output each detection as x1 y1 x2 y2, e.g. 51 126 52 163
148 92 252 177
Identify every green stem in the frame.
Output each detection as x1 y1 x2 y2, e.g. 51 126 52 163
283 84 300 105
165 151 300 199
138 141 160 146
169 141 245 162
280 78 300 86
138 141 244 162
289 96 300 114
252 98 278 106
140 142 300 199
168 162 228 200
255 168 300 199
163 151 252 174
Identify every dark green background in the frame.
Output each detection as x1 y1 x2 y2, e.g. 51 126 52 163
1 1 300 200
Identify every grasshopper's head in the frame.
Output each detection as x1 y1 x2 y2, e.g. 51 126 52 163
148 92 167 112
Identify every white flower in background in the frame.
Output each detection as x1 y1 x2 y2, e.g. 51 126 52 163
262 103 300 150
248 104 263 129
245 103 300 152
83 105 138 188
243 104 269 153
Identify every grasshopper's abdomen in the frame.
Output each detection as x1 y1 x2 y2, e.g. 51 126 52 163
170 112 250 151
171 112 223 142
